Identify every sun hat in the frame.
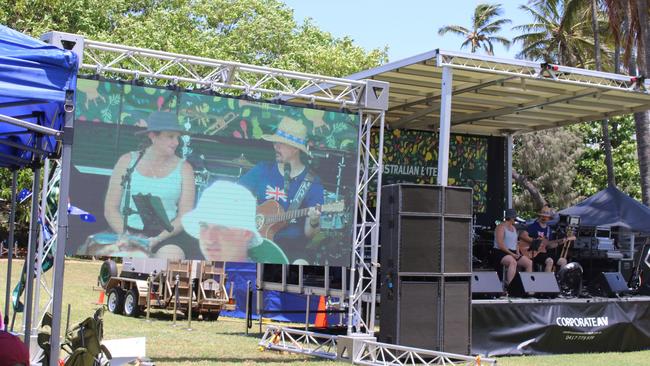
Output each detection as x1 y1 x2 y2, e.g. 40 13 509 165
261 117 310 154
538 206 554 218
182 181 262 245
135 111 184 135
504 208 517 220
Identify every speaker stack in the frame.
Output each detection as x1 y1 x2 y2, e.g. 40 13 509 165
379 184 472 355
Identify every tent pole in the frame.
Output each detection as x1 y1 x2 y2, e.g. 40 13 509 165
3 169 18 328
49 90 75 366
436 66 453 186
23 162 41 352
507 134 513 208
32 158 51 334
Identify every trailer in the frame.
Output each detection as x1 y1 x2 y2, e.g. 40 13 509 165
98 258 235 319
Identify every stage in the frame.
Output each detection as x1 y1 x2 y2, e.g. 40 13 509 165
472 295 650 356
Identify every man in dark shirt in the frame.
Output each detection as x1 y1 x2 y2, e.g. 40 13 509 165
240 117 323 263
520 205 568 271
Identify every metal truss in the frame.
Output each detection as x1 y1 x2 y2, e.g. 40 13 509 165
349 109 384 335
20 159 61 365
259 326 338 360
354 340 497 366
437 50 650 93
32 158 60 327
80 38 367 107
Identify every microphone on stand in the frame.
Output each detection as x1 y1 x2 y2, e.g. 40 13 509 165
120 150 146 232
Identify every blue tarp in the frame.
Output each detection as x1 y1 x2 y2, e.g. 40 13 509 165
224 263 341 324
0 25 77 168
559 186 650 233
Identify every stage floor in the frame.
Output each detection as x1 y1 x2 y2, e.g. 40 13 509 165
471 295 650 356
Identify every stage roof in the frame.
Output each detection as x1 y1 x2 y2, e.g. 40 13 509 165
308 49 650 136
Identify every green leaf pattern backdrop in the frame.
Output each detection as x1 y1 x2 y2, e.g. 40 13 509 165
371 129 488 213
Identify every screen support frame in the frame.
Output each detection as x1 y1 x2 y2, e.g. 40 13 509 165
42 31 387 365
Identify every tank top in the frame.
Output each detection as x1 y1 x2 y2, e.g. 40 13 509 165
493 224 518 251
121 151 184 230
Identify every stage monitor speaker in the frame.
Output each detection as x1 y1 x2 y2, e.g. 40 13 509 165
471 271 504 299
379 276 471 355
594 272 629 297
509 272 560 298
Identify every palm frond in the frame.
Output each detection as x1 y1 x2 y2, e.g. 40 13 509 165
438 25 470 37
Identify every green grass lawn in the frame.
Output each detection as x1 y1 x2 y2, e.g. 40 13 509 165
1 258 649 365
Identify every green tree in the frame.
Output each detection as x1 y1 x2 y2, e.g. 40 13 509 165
437 3 511 55
0 0 386 78
573 115 641 200
600 0 650 205
513 0 609 68
513 128 584 214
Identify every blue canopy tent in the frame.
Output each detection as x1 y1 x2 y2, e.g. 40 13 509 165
0 25 77 366
559 186 650 233
0 25 77 165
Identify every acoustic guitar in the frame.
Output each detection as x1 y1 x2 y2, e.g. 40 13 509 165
255 200 345 240
518 235 576 259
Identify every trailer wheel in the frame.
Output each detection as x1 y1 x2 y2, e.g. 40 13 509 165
205 310 220 321
107 288 124 314
124 288 142 317
99 260 118 288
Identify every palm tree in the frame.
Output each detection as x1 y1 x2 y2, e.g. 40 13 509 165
512 0 608 68
589 0 617 188
602 0 650 205
437 3 511 55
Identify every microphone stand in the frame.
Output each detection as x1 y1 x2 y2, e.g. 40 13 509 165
120 150 146 233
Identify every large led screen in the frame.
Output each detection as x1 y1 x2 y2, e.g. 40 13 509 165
67 79 359 266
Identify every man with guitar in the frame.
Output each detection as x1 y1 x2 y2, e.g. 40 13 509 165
240 117 324 263
520 205 572 272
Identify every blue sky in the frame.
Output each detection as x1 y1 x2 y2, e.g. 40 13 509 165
282 0 534 62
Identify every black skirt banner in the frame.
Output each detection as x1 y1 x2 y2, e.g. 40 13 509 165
472 298 650 356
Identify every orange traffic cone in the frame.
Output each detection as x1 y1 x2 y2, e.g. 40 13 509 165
314 296 328 328
95 290 105 305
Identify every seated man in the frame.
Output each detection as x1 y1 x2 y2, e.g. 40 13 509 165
182 181 289 264
520 205 568 272
491 208 532 286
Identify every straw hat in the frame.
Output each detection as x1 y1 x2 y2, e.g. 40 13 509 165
262 117 310 154
182 181 262 245
135 111 184 135
538 206 554 218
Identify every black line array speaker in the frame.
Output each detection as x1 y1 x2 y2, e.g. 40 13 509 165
379 184 473 354
380 184 473 274
471 271 504 299
379 277 471 355
594 272 629 297
508 272 560 298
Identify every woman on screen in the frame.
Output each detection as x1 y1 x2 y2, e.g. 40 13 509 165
102 111 196 258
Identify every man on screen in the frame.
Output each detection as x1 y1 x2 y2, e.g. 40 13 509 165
239 117 324 263
182 180 288 264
